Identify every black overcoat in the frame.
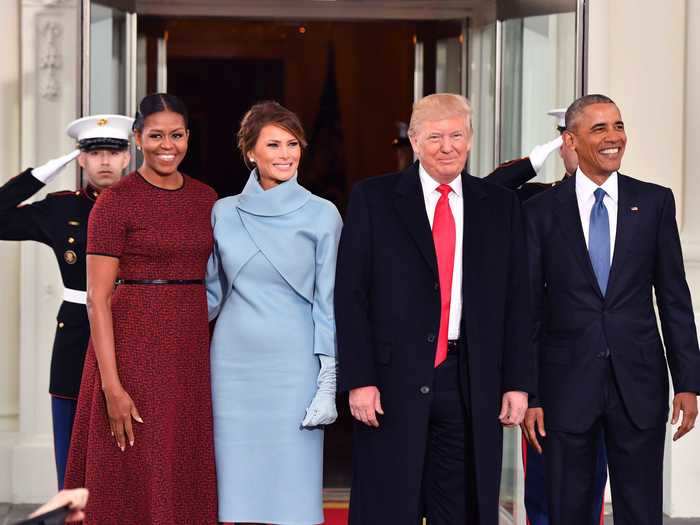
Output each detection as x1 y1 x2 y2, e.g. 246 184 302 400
335 161 534 524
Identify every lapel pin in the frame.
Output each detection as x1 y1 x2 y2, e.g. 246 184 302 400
630 206 639 212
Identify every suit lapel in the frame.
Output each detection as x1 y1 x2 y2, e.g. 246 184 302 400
393 163 438 277
554 177 604 299
606 174 640 300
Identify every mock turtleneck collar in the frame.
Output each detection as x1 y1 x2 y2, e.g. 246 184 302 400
236 169 311 217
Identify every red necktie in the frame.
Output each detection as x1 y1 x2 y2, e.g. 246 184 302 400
432 184 456 367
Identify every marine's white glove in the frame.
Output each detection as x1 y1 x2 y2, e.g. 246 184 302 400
31 149 80 184
528 136 563 173
301 354 338 428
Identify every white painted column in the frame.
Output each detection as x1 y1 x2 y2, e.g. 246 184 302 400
0 0 22 502
670 0 700 517
586 0 700 517
9 0 81 504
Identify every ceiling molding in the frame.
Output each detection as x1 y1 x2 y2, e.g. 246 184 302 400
135 0 476 20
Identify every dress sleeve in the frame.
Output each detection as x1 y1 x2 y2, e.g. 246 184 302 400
312 205 343 357
87 188 126 258
205 206 230 321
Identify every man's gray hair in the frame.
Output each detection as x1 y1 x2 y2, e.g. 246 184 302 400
408 93 472 137
565 94 617 131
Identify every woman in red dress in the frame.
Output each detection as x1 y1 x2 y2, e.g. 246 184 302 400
64 94 218 524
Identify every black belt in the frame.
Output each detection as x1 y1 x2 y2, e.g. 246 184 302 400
447 339 461 352
115 279 204 285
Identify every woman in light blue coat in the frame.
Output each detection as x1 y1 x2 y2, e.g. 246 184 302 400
206 101 342 525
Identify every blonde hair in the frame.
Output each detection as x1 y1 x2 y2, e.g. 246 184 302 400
408 93 472 137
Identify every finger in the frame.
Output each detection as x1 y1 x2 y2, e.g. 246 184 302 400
67 510 85 523
366 407 379 428
124 415 135 447
114 421 127 451
131 405 144 424
536 412 547 438
498 398 509 420
671 397 681 425
375 393 384 415
675 409 696 441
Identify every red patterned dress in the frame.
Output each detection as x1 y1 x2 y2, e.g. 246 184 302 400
65 171 218 524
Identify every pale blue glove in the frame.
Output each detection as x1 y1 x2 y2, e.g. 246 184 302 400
301 355 337 428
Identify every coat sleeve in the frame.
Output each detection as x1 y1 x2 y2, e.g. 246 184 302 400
523 198 544 406
0 169 52 244
311 205 343 357
502 191 537 397
653 188 700 394
205 205 230 322
485 158 537 192
334 183 378 392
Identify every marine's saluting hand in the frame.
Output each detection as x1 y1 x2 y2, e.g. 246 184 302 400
349 386 384 428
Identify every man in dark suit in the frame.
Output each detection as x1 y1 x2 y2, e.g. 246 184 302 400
523 94 700 525
335 93 534 525
0 115 132 488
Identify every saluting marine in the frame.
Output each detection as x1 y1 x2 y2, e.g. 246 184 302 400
0 115 133 489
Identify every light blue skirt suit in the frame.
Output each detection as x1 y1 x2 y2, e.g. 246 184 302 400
206 172 342 524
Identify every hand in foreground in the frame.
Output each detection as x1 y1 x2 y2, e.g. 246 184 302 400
520 408 546 454
29 488 89 523
302 355 338 427
671 392 698 441
349 386 383 427
31 149 81 184
499 391 528 427
103 385 143 451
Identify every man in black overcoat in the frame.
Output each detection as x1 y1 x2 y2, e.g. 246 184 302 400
335 93 535 525
522 94 700 525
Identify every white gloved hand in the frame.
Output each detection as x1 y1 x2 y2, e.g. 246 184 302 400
528 135 563 173
301 354 338 428
31 149 81 184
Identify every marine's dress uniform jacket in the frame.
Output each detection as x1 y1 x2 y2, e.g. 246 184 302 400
0 168 97 399
335 161 534 525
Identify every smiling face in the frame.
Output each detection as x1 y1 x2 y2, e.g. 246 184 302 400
409 115 472 184
564 102 626 180
78 149 130 190
249 124 301 190
135 110 189 177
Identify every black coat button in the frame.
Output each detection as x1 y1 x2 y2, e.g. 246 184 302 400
427 334 435 343
420 386 430 394
434 282 439 291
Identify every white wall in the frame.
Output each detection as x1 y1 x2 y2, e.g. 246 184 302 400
0 0 22 501
587 0 700 517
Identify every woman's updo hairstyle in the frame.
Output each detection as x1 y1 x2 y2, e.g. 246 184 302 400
237 101 307 169
133 93 189 132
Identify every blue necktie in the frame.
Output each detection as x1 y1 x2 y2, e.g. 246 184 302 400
589 188 610 295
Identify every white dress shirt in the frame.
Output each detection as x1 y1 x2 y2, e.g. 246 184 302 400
419 165 463 340
575 169 618 264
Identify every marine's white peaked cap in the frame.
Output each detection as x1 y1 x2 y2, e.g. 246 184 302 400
66 114 134 150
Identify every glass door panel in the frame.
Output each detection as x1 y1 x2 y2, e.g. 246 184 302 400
495 4 581 523
500 11 577 182
82 0 137 176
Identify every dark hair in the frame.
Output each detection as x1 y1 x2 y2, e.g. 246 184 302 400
565 94 616 131
133 93 189 132
237 101 307 168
